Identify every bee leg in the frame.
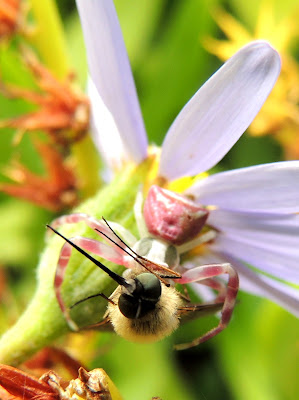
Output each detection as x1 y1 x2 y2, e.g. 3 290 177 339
54 236 132 331
82 316 113 331
175 263 239 350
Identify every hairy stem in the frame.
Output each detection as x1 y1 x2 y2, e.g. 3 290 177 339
0 158 154 365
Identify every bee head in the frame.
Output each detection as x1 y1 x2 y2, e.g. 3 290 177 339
118 273 161 319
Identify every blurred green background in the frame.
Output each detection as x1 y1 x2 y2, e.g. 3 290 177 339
0 0 298 399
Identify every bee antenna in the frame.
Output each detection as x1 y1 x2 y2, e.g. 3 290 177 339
101 217 142 258
96 218 171 287
46 224 132 289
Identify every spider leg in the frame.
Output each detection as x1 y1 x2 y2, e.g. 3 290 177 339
54 236 131 330
177 229 217 254
175 263 239 350
49 212 137 248
197 277 227 302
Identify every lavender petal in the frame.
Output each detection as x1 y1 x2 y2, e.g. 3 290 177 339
209 210 299 282
159 41 281 180
76 0 148 163
219 252 299 318
182 251 299 317
187 161 299 213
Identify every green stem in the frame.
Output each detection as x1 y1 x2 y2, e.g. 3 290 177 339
0 273 67 366
72 135 102 198
29 0 69 79
0 158 154 365
28 0 100 196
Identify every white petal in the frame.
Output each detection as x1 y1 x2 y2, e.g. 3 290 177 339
209 210 299 282
76 0 148 163
88 79 130 179
188 161 299 213
159 41 281 180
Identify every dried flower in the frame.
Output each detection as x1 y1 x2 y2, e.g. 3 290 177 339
0 140 78 211
0 48 90 146
0 364 59 400
0 349 122 400
0 0 28 40
0 364 122 400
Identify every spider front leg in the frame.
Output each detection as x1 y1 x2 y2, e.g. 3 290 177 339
175 263 239 350
49 212 137 247
54 235 131 331
197 277 228 303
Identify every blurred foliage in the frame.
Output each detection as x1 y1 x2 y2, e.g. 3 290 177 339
0 0 298 399
218 292 299 400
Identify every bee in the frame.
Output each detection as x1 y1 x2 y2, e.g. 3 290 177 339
48 185 239 350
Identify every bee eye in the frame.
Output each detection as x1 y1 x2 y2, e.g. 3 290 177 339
136 273 162 300
118 273 161 319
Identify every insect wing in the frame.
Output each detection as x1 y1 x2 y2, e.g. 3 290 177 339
179 302 224 323
140 256 182 279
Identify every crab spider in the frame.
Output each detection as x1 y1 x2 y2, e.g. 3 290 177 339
49 185 239 350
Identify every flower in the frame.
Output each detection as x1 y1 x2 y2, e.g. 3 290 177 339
0 48 90 146
0 139 78 211
76 0 299 316
0 363 59 400
0 361 122 400
0 0 26 40
0 47 90 210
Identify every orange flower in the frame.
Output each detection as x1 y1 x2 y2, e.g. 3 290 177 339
0 362 122 400
0 140 78 211
0 364 59 400
0 48 90 146
0 0 25 40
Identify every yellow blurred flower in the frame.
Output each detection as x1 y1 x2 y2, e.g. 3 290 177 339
204 1 299 159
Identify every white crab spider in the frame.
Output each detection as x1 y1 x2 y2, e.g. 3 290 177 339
48 185 239 350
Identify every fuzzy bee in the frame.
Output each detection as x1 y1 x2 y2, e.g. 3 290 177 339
48 185 239 350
